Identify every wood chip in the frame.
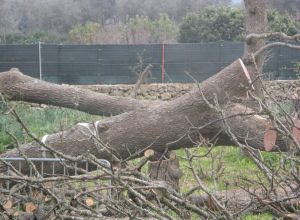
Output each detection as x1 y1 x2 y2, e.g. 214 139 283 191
24 202 37 213
85 197 94 207
264 129 277 151
3 200 13 210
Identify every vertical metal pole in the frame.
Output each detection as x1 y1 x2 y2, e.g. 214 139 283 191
38 41 42 80
161 43 165 83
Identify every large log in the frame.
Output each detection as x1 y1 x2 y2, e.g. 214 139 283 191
0 69 149 116
0 59 288 175
188 184 300 215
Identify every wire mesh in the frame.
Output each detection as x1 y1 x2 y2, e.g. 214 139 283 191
0 43 299 84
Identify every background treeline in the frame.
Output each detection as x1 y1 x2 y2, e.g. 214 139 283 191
0 0 299 44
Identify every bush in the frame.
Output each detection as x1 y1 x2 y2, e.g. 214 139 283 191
69 22 102 44
179 7 300 43
267 9 300 36
178 7 244 43
123 13 178 44
0 31 67 44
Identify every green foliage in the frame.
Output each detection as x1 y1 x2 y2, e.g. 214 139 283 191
0 103 282 218
151 13 179 43
68 14 177 44
242 212 273 220
69 22 102 44
179 7 300 43
177 147 271 192
123 15 154 43
1 31 67 44
267 9 300 36
0 103 100 152
178 7 244 42
123 13 178 43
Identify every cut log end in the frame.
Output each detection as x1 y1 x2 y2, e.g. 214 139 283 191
264 129 277 151
144 149 155 158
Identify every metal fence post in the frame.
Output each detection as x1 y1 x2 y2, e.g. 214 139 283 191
161 43 165 83
38 41 43 80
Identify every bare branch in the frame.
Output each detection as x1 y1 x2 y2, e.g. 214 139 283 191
246 32 300 43
254 42 300 59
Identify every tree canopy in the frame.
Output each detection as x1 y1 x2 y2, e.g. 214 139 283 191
178 7 300 43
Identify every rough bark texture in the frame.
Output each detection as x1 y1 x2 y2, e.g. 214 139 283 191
0 69 149 116
148 152 182 192
188 184 300 214
243 0 267 97
244 0 267 56
0 60 290 175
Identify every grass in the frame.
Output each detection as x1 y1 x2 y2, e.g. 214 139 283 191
177 146 282 192
0 102 100 152
0 102 282 219
242 213 274 220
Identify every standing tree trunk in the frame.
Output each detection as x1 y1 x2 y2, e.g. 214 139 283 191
244 0 267 97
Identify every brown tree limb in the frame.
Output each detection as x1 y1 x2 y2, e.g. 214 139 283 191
254 42 300 59
131 64 153 98
246 32 300 43
0 59 290 176
188 185 300 215
0 69 150 116
0 60 252 162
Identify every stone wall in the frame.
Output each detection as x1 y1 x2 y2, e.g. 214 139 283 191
78 80 300 101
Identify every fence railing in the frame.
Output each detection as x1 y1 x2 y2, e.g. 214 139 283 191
0 43 299 84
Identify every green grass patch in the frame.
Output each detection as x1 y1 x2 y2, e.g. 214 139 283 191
177 146 281 193
242 212 274 220
0 102 284 218
0 103 100 152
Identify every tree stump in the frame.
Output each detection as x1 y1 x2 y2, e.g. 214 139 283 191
148 151 182 192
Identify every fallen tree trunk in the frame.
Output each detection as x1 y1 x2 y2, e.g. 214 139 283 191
0 69 149 116
0 59 289 175
188 185 300 215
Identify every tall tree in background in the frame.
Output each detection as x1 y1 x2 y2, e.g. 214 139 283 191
178 7 244 42
0 0 19 43
116 0 231 22
179 5 300 43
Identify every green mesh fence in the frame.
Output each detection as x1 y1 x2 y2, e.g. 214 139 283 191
0 43 299 84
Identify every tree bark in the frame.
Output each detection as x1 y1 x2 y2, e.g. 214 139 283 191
0 69 149 116
243 0 267 97
148 151 182 192
0 60 289 175
188 184 300 215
